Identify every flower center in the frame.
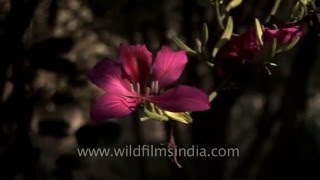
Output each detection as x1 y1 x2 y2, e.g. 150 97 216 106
129 81 159 103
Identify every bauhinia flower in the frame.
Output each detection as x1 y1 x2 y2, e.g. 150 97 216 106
217 28 261 64
264 23 303 44
218 23 303 62
88 44 210 122
214 29 261 76
214 22 303 76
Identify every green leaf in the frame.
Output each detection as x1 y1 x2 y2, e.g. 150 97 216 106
276 37 300 53
143 105 169 121
291 1 307 21
225 0 243 12
297 3 306 20
255 18 264 46
209 91 218 102
171 36 197 55
140 116 151 121
201 23 209 45
212 16 234 60
163 111 193 124
310 0 317 10
207 62 214 67
291 1 300 20
269 63 277 66
195 38 202 53
265 66 272 75
265 0 282 23
215 0 224 29
283 36 300 51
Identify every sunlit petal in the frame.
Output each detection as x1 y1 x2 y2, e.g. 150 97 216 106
87 59 132 96
152 46 187 88
150 85 210 112
91 93 138 122
119 44 152 85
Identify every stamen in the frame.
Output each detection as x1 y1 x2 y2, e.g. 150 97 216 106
136 83 140 94
130 83 134 92
273 24 278 29
151 81 155 94
155 81 159 94
145 87 150 97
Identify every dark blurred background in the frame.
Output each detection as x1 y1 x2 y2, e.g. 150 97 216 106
0 0 320 179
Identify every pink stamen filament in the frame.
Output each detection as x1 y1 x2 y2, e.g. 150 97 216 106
151 81 155 94
130 83 134 93
128 80 160 104
136 83 140 95
154 81 159 94
145 87 150 97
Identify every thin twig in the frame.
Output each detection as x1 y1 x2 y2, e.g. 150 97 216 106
265 0 282 23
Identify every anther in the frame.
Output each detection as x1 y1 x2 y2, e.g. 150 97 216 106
155 81 159 94
136 83 140 95
145 87 150 97
130 83 134 93
273 24 278 29
151 81 155 94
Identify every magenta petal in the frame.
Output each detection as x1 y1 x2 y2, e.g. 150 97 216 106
152 46 187 88
279 27 302 43
87 59 132 95
264 25 303 44
90 93 138 122
217 43 239 60
119 44 152 85
150 85 210 112
217 29 260 63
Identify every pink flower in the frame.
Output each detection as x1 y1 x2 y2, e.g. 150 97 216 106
214 29 261 76
88 44 210 122
217 29 261 64
217 23 303 63
264 23 303 44
214 23 303 76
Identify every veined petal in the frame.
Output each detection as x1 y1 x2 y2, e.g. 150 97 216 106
150 85 210 112
216 42 239 60
152 46 187 89
87 59 132 96
216 29 260 63
90 93 138 122
264 25 303 44
236 29 261 60
119 44 152 85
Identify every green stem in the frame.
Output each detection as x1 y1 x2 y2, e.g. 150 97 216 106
215 0 225 29
167 122 182 168
209 73 233 102
310 0 317 10
265 0 282 23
